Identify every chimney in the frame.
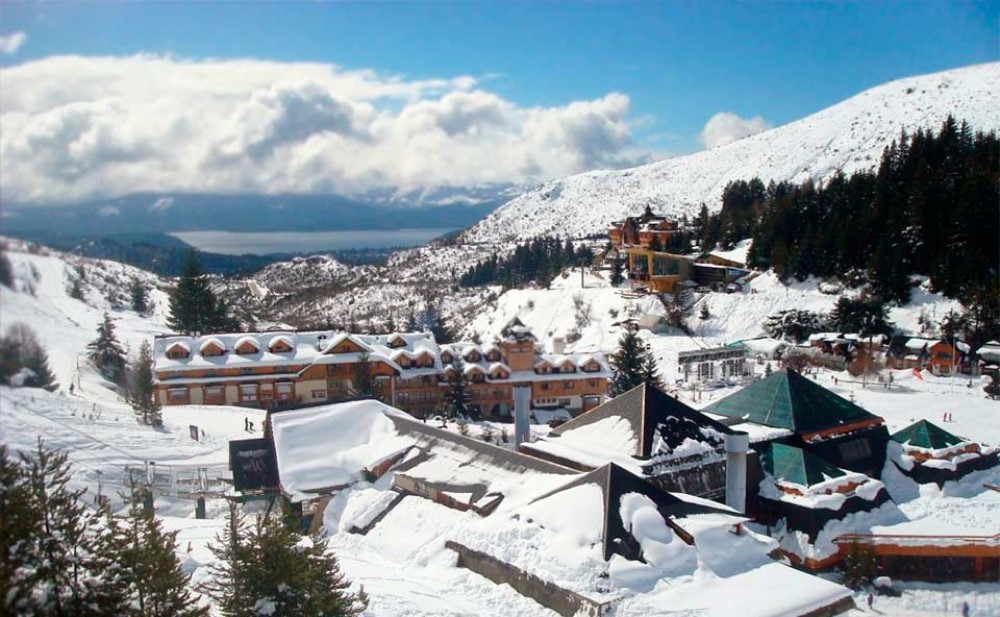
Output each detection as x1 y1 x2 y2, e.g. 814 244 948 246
552 337 566 355
513 386 532 447
724 432 749 513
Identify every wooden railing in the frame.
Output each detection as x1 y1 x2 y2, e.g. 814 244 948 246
834 532 1000 548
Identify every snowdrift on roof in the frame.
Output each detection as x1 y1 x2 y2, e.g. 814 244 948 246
270 399 413 499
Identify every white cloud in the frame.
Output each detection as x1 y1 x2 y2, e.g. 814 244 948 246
0 32 26 55
0 55 642 204
699 112 772 149
98 205 120 217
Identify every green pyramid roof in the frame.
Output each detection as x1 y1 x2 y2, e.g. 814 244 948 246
891 419 966 450
761 442 848 488
703 368 878 433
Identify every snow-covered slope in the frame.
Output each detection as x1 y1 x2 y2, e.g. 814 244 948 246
466 62 1000 241
0 239 173 386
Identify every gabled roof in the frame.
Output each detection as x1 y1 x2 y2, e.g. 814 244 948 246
891 419 966 450
529 462 738 561
703 368 879 433
760 442 847 488
551 382 733 459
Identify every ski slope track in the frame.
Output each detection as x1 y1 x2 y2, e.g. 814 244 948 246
466 62 1000 242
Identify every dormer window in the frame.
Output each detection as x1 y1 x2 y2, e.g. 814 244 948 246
441 351 454 365
486 350 502 362
234 337 261 356
416 352 435 368
464 350 482 362
200 339 226 357
582 360 601 373
388 335 407 349
165 342 190 360
268 337 294 354
560 361 577 374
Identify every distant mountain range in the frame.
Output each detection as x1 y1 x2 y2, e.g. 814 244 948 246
1 191 506 235
466 62 1000 242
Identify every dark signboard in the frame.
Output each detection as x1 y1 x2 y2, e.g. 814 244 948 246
229 438 279 492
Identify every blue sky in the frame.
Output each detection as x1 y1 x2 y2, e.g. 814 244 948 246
0 2 997 203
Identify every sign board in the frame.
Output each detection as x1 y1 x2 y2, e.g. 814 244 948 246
189 425 199 441
228 438 279 492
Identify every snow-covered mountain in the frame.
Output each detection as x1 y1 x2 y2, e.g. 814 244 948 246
466 63 1000 242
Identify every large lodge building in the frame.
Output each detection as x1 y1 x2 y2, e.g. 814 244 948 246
608 205 747 293
152 319 610 418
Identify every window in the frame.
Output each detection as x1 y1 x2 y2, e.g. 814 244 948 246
167 387 188 402
311 390 327 400
563 382 574 390
541 383 552 391
837 438 872 463
276 382 294 400
239 384 259 402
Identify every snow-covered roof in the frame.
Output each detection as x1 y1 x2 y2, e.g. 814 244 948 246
152 329 611 385
270 399 414 501
198 337 225 353
233 335 261 352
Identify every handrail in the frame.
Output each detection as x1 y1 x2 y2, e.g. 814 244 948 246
834 532 1000 545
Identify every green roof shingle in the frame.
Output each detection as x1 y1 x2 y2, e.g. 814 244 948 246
703 368 878 433
761 442 848 488
890 419 966 450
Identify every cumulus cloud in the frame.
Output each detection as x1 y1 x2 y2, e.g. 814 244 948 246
0 32 26 55
0 55 640 204
699 112 772 149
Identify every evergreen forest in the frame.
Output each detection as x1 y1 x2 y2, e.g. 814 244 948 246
460 237 593 289
697 117 998 340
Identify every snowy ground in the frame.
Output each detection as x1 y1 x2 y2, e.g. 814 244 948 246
2 241 998 615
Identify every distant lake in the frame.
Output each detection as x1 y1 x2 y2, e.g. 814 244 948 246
169 228 457 255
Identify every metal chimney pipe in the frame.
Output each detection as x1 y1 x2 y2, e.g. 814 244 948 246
513 386 532 447
724 432 749 513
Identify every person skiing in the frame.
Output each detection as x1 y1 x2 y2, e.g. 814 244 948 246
867 593 873 609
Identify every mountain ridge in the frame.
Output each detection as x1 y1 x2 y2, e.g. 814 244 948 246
465 62 1000 242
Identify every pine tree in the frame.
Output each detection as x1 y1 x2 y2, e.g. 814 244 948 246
351 353 385 402
0 323 59 391
609 257 625 286
89 312 127 384
0 249 13 288
130 340 162 426
641 351 662 389
204 504 367 617
840 539 878 590
0 445 34 611
130 278 150 314
609 329 646 396
202 503 257 616
108 486 207 617
6 439 112 615
168 250 228 335
443 359 471 419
